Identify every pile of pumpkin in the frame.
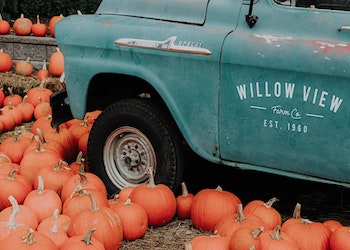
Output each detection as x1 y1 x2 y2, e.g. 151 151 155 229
0 84 347 250
0 12 65 78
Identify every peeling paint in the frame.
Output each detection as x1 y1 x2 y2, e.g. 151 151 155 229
253 34 294 44
313 40 350 54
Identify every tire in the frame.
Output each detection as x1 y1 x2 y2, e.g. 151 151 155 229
87 98 184 197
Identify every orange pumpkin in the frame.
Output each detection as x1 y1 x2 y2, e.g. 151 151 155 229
31 15 47 37
186 234 230 250
214 203 267 239
130 167 177 227
0 49 12 72
0 14 10 35
0 168 32 210
37 208 71 234
23 176 63 223
49 14 64 37
49 47 64 77
117 186 135 202
0 228 58 249
15 57 33 76
243 197 282 230
17 95 35 122
323 219 343 233
3 87 22 107
281 203 331 250
68 193 123 250
259 225 299 250
34 97 52 120
229 226 263 250
111 198 148 240
0 195 39 230
32 160 74 195
0 132 32 164
176 182 194 219
330 226 350 250
60 161 107 203
190 186 241 232
26 81 53 107
36 61 50 80
13 14 33 36
20 135 62 183
62 186 109 219
60 228 105 250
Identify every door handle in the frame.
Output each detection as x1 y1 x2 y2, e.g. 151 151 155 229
338 26 350 31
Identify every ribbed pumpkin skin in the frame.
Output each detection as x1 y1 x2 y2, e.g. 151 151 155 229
190 186 241 232
13 14 32 36
330 226 350 250
0 49 12 72
130 183 177 227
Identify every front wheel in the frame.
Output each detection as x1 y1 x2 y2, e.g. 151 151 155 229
87 99 184 197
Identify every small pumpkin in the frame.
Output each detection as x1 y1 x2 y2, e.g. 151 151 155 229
130 166 177 227
17 95 35 122
15 57 33 76
111 198 148 240
0 49 12 72
31 15 47 37
0 132 32 164
37 223 68 248
49 47 64 77
259 225 299 250
36 61 50 80
176 182 194 219
3 87 22 107
0 14 10 35
323 219 343 233
34 97 52 119
13 13 33 36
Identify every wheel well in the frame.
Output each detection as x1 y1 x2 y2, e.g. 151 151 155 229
86 73 163 111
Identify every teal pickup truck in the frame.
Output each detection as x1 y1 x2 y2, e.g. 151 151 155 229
51 0 350 195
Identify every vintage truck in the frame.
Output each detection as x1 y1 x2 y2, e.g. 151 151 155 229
51 0 350 196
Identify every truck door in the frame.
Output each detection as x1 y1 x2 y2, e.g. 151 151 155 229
219 0 350 185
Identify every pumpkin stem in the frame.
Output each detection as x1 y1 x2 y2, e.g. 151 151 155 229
181 182 189 198
69 182 86 200
81 228 96 245
7 195 20 228
216 185 223 192
22 228 36 245
52 208 60 218
54 159 69 172
251 226 264 239
36 175 46 195
7 86 14 96
184 242 193 250
88 192 100 212
50 223 59 233
33 135 45 153
146 166 156 188
270 225 283 241
7 167 17 180
124 198 132 205
236 204 246 222
75 151 84 165
292 203 302 219
264 197 279 208
36 15 40 24
78 158 88 184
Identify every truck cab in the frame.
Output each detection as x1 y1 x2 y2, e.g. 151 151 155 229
51 0 350 195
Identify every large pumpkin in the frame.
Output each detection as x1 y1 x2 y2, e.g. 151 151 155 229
190 186 241 232
68 193 123 250
330 226 350 250
129 167 177 227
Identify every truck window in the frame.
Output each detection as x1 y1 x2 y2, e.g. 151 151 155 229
275 0 350 10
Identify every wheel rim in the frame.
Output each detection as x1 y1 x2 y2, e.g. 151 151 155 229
103 126 156 190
